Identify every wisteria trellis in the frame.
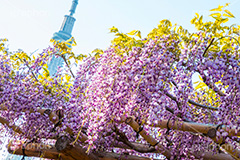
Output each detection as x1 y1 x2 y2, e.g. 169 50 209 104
0 4 240 160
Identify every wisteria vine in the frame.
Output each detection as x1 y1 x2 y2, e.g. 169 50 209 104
0 30 240 159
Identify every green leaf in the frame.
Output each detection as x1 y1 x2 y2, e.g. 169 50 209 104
43 63 48 69
115 33 122 37
190 17 197 24
193 81 199 84
127 30 138 36
225 3 230 7
109 26 119 33
195 82 205 90
220 18 229 23
43 67 49 77
199 15 203 23
136 31 142 39
65 74 71 83
198 75 203 81
223 13 232 18
224 9 235 18
195 13 200 18
212 16 222 21
209 13 221 17
92 48 103 55
210 5 223 12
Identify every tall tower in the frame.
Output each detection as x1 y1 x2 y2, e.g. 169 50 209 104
48 0 79 76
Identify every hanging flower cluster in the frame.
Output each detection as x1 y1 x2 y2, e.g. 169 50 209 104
1 3 240 158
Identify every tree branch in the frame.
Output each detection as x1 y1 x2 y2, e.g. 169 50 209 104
203 38 215 57
120 116 239 159
61 55 75 78
7 140 76 160
197 70 226 97
114 126 156 153
154 119 240 137
119 116 172 159
54 136 99 160
153 119 240 159
96 152 159 160
164 92 219 110
8 140 158 160
23 59 39 82
187 99 218 110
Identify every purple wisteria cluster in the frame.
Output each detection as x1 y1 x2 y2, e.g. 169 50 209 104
0 33 240 159
0 47 66 139
64 34 239 157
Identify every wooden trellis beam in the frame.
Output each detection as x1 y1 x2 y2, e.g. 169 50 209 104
7 140 158 160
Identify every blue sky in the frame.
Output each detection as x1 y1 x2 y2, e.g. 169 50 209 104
0 0 239 55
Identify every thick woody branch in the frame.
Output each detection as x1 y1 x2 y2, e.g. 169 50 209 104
114 126 156 153
113 141 234 160
120 116 172 159
121 116 239 159
210 136 240 159
8 139 97 160
7 140 72 160
193 151 234 160
96 152 159 160
154 119 240 159
55 136 99 160
8 140 157 160
155 119 240 137
113 141 157 152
